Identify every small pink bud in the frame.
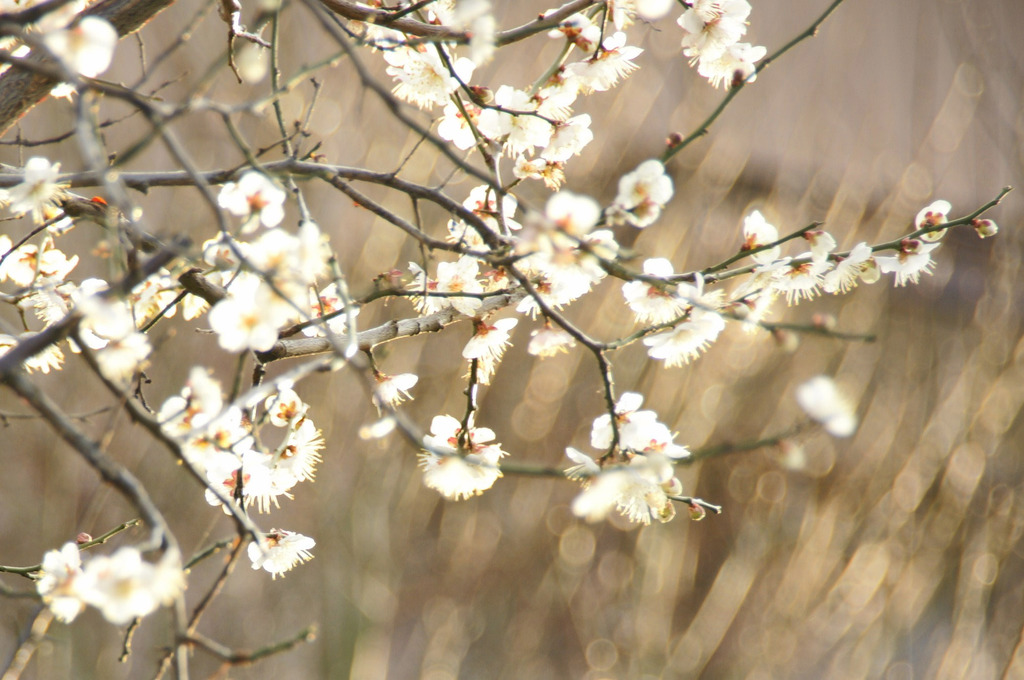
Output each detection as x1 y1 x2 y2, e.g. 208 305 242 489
76 533 92 544
812 313 836 331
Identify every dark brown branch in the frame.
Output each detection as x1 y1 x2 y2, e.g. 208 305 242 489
0 0 178 135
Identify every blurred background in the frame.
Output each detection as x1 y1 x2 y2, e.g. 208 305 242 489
1 0 1023 678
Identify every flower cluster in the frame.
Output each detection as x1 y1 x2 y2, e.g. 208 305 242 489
157 369 321 577
565 393 690 525
677 0 766 88
35 543 184 625
418 415 508 500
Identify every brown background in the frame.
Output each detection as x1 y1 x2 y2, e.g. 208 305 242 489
2 0 1023 678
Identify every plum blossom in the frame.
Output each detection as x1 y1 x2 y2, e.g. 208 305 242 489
678 0 751 62
304 282 359 337
248 530 315 578
609 160 674 228
804 229 838 264
408 256 484 317
158 366 225 440
697 42 766 89
796 376 857 437
621 258 689 324
76 294 151 384
0 235 79 286
568 452 680 525
549 13 602 53
772 257 830 305
0 332 65 373
822 242 877 294
642 277 726 366
875 239 940 287
543 190 601 236
540 114 594 162
418 415 507 500
35 542 85 623
77 548 184 625
384 46 475 110
566 32 642 93
43 17 118 78
742 210 780 264
447 185 520 248
265 386 307 426
589 392 691 458
217 172 286 232
6 158 67 224
513 156 566 190
476 86 553 157
208 273 288 352
528 321 576 356
463 317 518 384
437 100 481 150
916 199 952 242
373 372 418 408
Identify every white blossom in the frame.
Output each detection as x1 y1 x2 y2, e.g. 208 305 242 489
43 17 118 78
248 530 315 578
796 376 857 437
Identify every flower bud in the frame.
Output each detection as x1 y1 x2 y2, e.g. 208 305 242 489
973 218 998 238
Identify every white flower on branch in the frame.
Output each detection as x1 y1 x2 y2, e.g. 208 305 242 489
875 239 939 287
513 156 566 190
373 372 418 409
622 258 690 325
696 42 766 89
822 242 877 294
590 392 689 458
42 17 118 79
273 417 324 483
804 229 838 264
304 282 359 337
642 278 726 366
528 321 576 357
0 332 65 373
217 171 286 232
6 158 67 225
973 219 998 239
78 548 184 625
35 542 85 623
916 199 951 242
540 114 594 163
742 210 780 264
635 0 674 22
569 453 678 525
418 415 507 500
384 45 475 110
408 256 484 317
437 100 482 151
565 32 642 93
549 13 603 53
208 273 289 353
76 294 151 384
463 317 518 384
772 256 830 305
477 86 553 157
678 0 751 62
248 530 315 579
447 185 520 249
0 234 79 286
159 366 225 439
609 159 674 228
